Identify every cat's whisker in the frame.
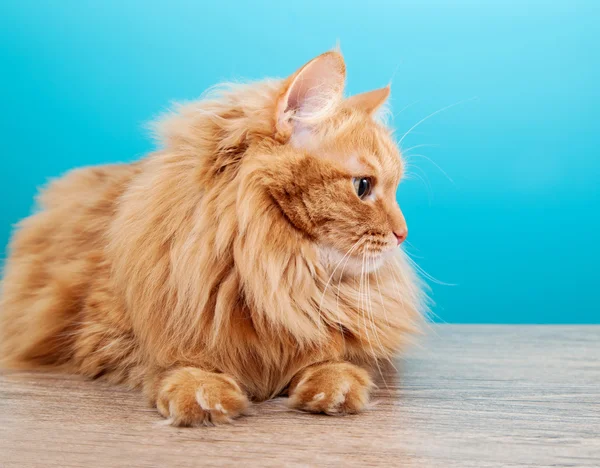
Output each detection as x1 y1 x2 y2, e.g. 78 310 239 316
404 160 433 186
403 240 420 251
393 100 420 118
398 97 478 146
405 153 454 185
402 255 456 287
317 238 363 343
359 250 376 362
401 143 440 155
362 256 382 349
387 260 403 298
404 164 434 201
373 258 392 327
336 244 358 309
387 261 421 341
364 256 385 353
402 243 424 260
388 253 437 332
386 264 431 345
334 240 367 350
397 251 431 298
365 255 392 390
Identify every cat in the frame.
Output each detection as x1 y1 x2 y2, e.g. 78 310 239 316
0 51 425 426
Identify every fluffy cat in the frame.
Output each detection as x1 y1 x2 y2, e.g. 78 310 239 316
0 51 424 426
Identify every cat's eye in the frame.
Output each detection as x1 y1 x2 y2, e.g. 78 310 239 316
353 177 372 200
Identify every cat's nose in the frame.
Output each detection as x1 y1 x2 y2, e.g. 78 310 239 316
394 228 407 245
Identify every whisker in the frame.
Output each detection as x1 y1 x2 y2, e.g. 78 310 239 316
384 259 414 369
359 250 376 360
335 241 366 349
364 255 390 388
373 258 391 327
318 239 361 314
403 164 433 202
403 255 457 287
398 97 478 147
401 143 440 155
318 238 362 343
388 254 434 341
405 153 454 185
402 242 424 259
393 100 420 118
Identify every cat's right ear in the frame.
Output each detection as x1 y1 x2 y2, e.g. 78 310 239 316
275 51 346 140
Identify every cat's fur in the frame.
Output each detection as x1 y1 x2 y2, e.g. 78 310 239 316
0 51 424 425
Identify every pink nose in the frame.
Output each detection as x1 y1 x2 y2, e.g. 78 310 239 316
394 229 407 245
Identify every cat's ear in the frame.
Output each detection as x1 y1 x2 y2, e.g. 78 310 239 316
345 86 390 115
276 51 346 138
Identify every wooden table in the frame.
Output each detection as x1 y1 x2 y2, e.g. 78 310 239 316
1 325 598 467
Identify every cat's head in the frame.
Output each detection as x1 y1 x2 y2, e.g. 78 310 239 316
261 52 407 274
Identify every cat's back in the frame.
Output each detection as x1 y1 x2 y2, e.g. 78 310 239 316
0 162 140 368
8 162 140 258
39 163 140 211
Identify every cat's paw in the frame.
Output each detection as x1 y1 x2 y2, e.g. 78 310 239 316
156 367 249 426
288 362 374 415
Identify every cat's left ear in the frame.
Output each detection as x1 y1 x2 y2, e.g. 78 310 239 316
276 51 346 138
345 86 390 116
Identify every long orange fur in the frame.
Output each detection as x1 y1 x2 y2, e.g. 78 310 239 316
0 51 425 426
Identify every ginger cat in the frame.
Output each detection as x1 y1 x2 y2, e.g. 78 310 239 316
0 51 424 426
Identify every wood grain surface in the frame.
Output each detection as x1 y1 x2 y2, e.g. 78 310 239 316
1 325 598 467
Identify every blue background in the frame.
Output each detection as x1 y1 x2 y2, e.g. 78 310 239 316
1 1 598 323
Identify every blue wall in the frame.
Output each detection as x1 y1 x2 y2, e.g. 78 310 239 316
1 1 598 323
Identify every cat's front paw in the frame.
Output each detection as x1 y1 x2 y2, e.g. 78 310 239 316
288 362 374 415
156 367 249 426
